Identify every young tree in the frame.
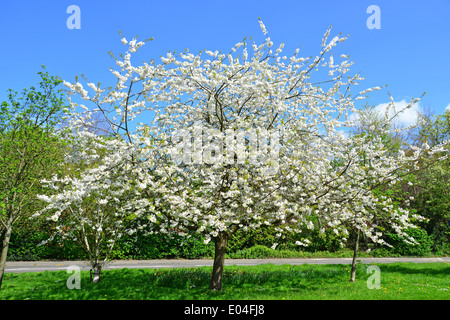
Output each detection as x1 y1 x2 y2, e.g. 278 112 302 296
0 68 67 290
36 132 156 282
345 102 448 281
34 37 162 283
56 21 445 290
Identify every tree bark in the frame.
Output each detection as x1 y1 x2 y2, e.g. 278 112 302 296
90 265 102 284
0 215 14 290
350 229 360 283
209 231 229 291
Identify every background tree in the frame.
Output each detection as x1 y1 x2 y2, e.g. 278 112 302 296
0 68 67 290
347 103 449 278
407 110 450 254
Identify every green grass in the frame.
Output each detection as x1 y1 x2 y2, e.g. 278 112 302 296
1 263 449 300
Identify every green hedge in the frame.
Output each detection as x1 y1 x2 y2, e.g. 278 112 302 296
6 224 344 261
6 229 88 261
386 228 433 257
3 223 445 261
110 232 215 260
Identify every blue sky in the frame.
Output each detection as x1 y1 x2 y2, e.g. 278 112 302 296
1 0 449 124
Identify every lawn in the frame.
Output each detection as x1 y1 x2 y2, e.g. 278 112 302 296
0 262 449 300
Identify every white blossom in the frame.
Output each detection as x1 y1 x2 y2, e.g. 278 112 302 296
37 20 443 272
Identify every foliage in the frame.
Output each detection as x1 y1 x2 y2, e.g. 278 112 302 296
0 67 68 289
390 110 450 254
228 225 345 253
226 245 352 259
110 231 214 260
5 219 88 261
387 228 433 257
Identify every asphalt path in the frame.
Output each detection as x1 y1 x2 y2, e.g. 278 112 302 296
5 257 450 273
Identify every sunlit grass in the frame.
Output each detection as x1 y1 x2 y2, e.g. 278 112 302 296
1 263 449 300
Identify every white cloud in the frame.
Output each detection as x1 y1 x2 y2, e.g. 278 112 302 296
354 99 422 128
445 103 450 112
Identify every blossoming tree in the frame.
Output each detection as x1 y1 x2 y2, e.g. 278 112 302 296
38 20 447 289
36 131 156 282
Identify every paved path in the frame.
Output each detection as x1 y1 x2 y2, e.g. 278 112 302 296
5 257 450 273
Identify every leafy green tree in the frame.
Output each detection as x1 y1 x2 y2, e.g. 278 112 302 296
353 107 450 257
0 67 67 290
409 110 450 253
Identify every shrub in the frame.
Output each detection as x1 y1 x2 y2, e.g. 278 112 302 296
110 231 214 260
387 228 433 257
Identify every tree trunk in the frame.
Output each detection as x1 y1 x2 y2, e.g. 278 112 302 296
90 265 102 284
209 231 229 291
350 229 360 283
0 216 14 291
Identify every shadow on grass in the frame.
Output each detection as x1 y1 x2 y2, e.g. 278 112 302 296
77 264 351 300
2 263 447 300
372 262 450 276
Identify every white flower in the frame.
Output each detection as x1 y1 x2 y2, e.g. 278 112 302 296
258 19 268 35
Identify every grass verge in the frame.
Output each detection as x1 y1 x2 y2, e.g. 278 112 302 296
0 262 449 300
